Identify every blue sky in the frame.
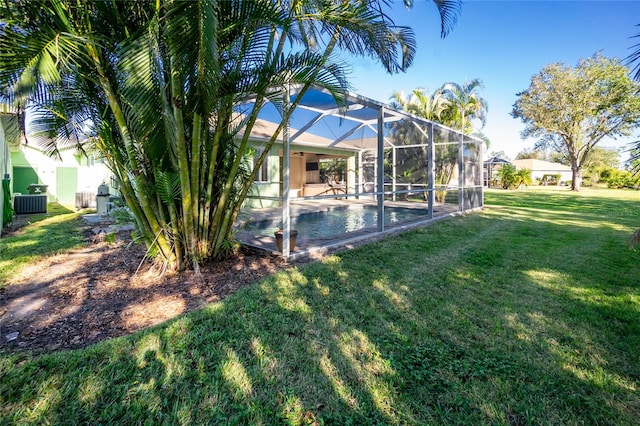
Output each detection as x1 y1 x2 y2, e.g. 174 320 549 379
347 0 640 161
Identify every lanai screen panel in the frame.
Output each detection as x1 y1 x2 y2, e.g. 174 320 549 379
288 89 385 152
432 125 460 206
462 136 483 210
240 86 484 205
386 120 431 200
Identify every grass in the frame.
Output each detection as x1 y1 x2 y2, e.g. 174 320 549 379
1 187 639 424
0 203 87 287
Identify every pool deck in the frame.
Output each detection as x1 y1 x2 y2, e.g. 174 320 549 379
235 199 473 260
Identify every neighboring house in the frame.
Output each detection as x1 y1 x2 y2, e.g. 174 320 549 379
512 158 572 185
1 106 113 216
11 141 113 207
483 156 511 187
1 109 21 230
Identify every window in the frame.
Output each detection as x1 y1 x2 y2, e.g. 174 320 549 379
254 148 269 183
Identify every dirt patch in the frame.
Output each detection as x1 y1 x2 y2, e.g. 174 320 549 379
0 225 290 354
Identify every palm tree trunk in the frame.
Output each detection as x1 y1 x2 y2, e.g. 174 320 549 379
85 43 174 262
169 64 199 271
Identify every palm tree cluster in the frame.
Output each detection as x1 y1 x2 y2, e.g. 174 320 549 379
389 80 488 201
389 79 488 140
495 164 532 190
0 0 461 270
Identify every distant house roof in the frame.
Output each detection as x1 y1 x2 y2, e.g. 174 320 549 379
483 156 511 165
512 159 571 172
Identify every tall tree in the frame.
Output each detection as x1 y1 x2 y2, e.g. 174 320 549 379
583 146 620 171
0 0 462 270
389 88 447 121
438 79 488 134
515 148 542 160
512 54 640 191
389 82 488 202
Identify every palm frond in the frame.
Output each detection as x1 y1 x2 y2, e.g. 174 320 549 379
117 22 170 165
155 170 181 205
625 24 640 81
626 142 640 176
432 0 462 38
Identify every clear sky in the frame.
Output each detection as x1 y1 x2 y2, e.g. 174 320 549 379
347 0 640 161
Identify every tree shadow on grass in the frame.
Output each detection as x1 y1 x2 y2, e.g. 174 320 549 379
3 202 77 233
1 206 639 424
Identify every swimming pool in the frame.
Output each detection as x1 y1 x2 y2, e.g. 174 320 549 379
243 205 428 239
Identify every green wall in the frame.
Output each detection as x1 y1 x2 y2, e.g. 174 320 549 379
12 166 39 195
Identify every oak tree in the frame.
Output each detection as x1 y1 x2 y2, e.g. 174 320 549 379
512 54 640 191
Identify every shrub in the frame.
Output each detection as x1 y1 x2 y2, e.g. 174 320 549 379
601 169 639 189
497 165 532 189
540 173 561 186
110 206 135 224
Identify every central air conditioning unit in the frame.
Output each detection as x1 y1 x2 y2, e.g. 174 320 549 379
75 192 95 209
14 195 47 214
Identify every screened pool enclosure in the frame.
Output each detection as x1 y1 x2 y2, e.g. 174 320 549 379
236 86 484 257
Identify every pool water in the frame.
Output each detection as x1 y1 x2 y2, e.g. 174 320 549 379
244 206 428 239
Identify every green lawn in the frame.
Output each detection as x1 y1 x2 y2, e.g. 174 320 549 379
1 187 639 425
0 203 87 288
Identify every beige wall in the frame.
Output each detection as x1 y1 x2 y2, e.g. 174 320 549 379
244 141 358 208
290 155 304 191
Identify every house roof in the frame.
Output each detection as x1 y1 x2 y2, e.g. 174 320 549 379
0 113 23 150
512 159 571 172
483 157 511 165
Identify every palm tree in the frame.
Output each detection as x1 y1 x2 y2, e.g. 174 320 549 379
438 79 488 134
389 88 448 121
389 88 453 201
626 25 640 248
0 0 462 270
391 81 489 203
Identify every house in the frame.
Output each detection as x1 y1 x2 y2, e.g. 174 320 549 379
511 158 572 185
1 106 113 211
483 156 511 187
1 108 20 230
242 117 359 209
10 141 113 207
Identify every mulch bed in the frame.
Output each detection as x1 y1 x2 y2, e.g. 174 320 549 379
0 223 290 355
